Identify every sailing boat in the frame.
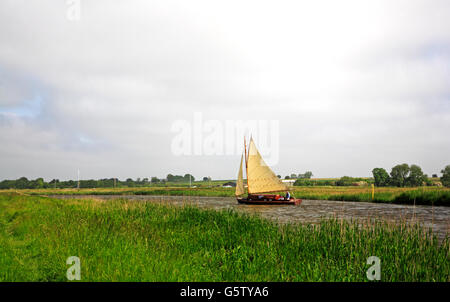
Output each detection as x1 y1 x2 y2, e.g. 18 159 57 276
235 137 302 205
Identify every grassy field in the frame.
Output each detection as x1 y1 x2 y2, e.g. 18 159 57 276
291 186 450 206
0 193 448 281
5 185 450 206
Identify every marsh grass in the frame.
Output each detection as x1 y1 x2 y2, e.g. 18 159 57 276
291 187 450 206
9 186 449 206
0 193 448 282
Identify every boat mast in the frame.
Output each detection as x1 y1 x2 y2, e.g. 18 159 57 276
244 136 249 194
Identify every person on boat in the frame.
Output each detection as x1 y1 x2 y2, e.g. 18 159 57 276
285 191 291 200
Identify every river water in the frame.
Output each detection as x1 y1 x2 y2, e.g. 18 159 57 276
50 195 450 241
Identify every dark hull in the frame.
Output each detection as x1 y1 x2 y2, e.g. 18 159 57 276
237 198 302 205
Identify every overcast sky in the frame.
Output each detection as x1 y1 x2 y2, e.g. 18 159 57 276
0 0 449 181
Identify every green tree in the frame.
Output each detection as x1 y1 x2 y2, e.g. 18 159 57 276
49 179 59 188
33 178 45 189
151 177 160 184
16 177 29 189
336 176 355 186
441 165 450 187
372 168 390 187
390 164 410 187
183 174 192 182
304 171 313 179
125 178 135 187
407 164 426 187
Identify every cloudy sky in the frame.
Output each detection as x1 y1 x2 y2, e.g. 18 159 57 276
0 0 449 181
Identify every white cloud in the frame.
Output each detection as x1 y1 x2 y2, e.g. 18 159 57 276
0 0 449 180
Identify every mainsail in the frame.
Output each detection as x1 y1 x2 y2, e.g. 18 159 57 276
235 153 245 196
246 138 288 194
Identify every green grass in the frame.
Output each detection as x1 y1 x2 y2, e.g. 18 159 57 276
291 188 450 206
0 193 448 281
13 185 450 206
22 187 237 198
392 190 450 206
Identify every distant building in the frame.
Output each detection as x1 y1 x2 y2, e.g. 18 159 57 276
282 179 296 187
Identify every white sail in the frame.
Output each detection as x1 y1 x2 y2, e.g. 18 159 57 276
235 153 245 196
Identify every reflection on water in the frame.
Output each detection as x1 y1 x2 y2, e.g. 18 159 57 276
50 195 450 241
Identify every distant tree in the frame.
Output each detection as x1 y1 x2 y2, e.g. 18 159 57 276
203 177 209 181
151 177 160 184
166 174 175 182
16 177 29 189
441 165 450 187
407 164 426 187
0 180 14 189
304 171 313 179
284 176 290 179
336 176 354 186
372 168 390 187
297 171 313 179
81 179 97 188
125 178 135 187
66 180 77 188
184 174 195 182
294 179 312 186
32 178 45 189
390 164 410 187
290 173 297 179
432 174 438 178
277 175 281 179
49 179 59 188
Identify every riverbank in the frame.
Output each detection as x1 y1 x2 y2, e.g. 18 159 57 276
0 193 448 281
5 186 450 206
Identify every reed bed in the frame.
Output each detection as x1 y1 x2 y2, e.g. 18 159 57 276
8 186 450 206
291 187 450 206
0 193 448 282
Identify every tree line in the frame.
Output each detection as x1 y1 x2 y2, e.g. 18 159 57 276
372 164 450 187
294 176 369 187
292 165 450 187
1 165 449 189
0 174 197 189
278 171 313 180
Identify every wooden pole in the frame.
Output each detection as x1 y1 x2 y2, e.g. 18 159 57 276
244 136 249 195
371 184 374 200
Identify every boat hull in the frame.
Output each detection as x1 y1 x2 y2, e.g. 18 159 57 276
237 198 302 205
